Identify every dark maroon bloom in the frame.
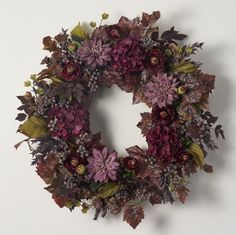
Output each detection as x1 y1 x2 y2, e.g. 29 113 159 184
106 25 121 39
64 150 87 173
61 61 81 81
145 47 165 72
111 37 145 75
146 124 186 163
151 106 175 125
48 103 89 140
123 157 139 172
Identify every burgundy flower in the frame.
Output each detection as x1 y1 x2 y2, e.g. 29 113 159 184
61 61 81 81
111 37 145 75
106 25 121 39
64 150 87 173
146 124 186 163
145 47 165 72
123 157 139 173
87 147 119 183
48 103 89 140
151 106 175 125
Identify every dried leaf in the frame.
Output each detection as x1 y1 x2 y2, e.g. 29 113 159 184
15 113 27 122
188 143 205 168
97 183 121 199
141 10 160 27
172 61 197 73
19 115 48 138
71 22 88 39
176 187 189 203
137 112 152 136
161 26 187 41
43 36 57 52
203 163 213 173
215 125 225 139
178 102 200 121
123 206 144 229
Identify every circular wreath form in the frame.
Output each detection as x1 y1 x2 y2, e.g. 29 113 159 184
16 11 224 229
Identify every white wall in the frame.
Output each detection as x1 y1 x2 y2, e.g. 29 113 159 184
0 0 235 234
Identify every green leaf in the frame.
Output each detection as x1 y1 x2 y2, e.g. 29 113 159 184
19 115 48 138
172 61 197 73
97 182 121 199
188 143 204 168
71 22 88 39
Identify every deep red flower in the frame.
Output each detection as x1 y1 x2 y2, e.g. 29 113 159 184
64 150 87 173
106 25 122 39
151 106 175 125
61 61 81 81
145 47 165 72
146 124 186 163
123 157 139 172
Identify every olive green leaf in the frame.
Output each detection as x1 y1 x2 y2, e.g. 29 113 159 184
97 182 121 199
71 22 88 39
19 115 48 138
172 61 197 73
188 143 205 168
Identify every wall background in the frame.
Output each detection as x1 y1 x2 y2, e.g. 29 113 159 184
0 0 235 234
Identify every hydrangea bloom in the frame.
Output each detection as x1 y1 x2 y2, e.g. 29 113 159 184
146 124 187 163
77 39 111 70
111 37 145 75
87 147 119 183
144 73 178 108
48 103 89 139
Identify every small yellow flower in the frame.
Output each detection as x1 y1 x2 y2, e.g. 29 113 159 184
76 164 86 175
24 81 31 87
177 85 186 94
101 13 109 20
90 21 97 28
81 203 90 213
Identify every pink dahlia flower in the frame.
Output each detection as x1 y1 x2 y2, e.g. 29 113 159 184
144 73 178 108
48 103 89 140
87 147 119 183
77 39 111 70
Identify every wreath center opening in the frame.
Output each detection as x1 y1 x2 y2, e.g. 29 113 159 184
89 86 150 156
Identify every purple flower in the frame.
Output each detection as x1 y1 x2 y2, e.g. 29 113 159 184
87 147 119 183
77 39 111 70
48 103 89 140
111 37 145 75
144 73 178 108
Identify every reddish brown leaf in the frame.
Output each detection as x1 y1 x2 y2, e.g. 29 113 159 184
123 206 144 229
203 163 213 173
36 153 58 184
137 112 152 136
176 187 190 204
52 194 69 208
141 11 160 27
43 36 57 52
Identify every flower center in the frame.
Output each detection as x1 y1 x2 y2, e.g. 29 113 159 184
151 56 159 65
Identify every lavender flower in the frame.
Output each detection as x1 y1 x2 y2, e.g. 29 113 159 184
77 39 111 70
144 73 178 108
87 147 119 183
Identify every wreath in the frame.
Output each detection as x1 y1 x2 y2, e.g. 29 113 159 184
15 11 224 229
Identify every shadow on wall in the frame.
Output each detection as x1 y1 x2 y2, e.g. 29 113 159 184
88 9 231 231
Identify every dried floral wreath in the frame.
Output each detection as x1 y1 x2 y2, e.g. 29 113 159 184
15 11 224 229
